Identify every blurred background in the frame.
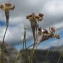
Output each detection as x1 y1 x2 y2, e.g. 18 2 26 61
0 0 63 50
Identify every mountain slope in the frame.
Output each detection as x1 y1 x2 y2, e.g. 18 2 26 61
0 42 63 63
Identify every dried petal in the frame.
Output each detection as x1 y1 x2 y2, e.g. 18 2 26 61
51 27 55 33
35 16 39 19
0 5 1 8
39 13 44 17
43 29 49 34
26 16 29 19
49 30 54 38
38 31 42 35
0 5 3 9
42 34 51 41
0 4 6 10
26 15 32 19
35 16 39 20
10 5 15 10
38 15 44 21
5 2 11 7
38 27 42 31
55 35 60 39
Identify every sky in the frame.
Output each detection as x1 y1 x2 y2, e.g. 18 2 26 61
0 0 63 50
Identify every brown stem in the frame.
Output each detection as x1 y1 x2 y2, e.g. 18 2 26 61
3 24 8 44
1 10 9 63
3 10 9 44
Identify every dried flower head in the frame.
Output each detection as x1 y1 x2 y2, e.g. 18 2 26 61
0 2 15 10
26 13 44 22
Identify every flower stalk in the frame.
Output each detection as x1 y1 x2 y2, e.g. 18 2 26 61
3 10 9 44
23 25 27 49
57 55 61 63
0 2 15 63
26 13 44 46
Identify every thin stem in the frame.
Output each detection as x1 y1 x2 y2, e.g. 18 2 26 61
45 49 50 63
2 10 9 44
1 10 9 63
1 25 8 63
14 50 22 63
29 48 34 63
27 43 35 49
22 38 24 55
3 25 8 44
57 55 61 63
23 26 27 49
24 27 26 48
